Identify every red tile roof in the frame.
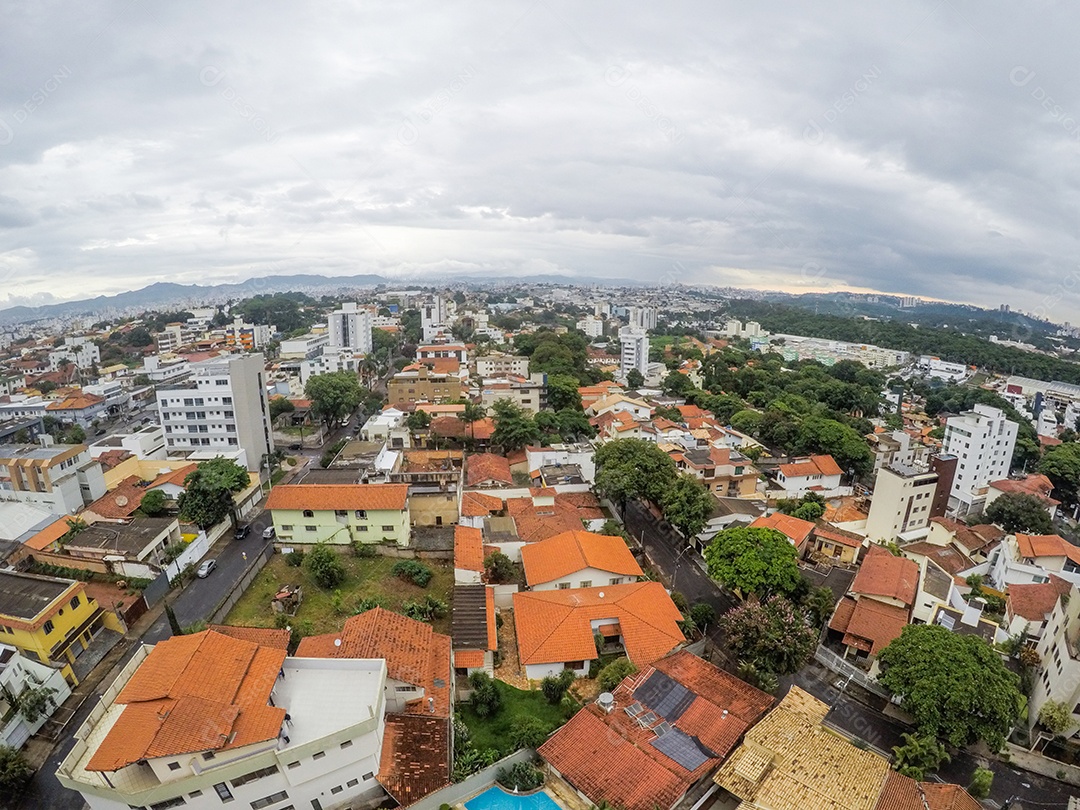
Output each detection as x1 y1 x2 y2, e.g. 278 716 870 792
875 770 982 810
454 525 485 573
1007 575 1072 622
505 490 604 543
901 541 974 576
84 475 150 519
86 630 286 771
465 453 513 487
207 624 290 649
378 713 451 806
852 545 919 605
830 596 909 655
295 607 451 717
813 523 865 549
460 491 503 517
453 649 486 669
520 530 643 586
513 582 684 668
750 513 816 549
1016 533 1080 566
989 474 1060 506
266 483 409 512
779 454 844 478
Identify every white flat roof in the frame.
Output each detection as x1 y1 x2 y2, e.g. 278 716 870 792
276 658 385 748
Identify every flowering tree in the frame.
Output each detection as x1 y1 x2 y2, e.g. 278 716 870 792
719 595 816 675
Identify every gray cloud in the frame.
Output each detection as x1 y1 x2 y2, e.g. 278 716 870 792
1 1 1080 316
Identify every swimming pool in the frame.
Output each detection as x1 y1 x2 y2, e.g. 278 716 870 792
464 785 562 810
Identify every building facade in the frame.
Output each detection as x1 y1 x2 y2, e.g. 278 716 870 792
328 302 374 354
865 463 939 543
0 441 107 514
943 404 1018 516
618 326 649 379
266 484 411 546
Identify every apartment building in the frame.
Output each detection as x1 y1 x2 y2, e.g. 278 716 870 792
225 317 273 351
141 355 192 384
618 326 649 379
155 353 273 472
154 322 200 353
279 332 330 361
0 570 107 686
328 302 373 354
1030 583 1080 740
0 441 107 514
576 316 604 338
48 336 100 371
387 365 464 407
417 344 468 364
864 463 939 543
479 373 547 414
474 354 530 378
0 642 73 749
627 306 658 331
943 404 1018 516
299 346 362 386
265 484 411 546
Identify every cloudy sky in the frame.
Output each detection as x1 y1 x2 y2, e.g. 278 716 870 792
1 2 1079 316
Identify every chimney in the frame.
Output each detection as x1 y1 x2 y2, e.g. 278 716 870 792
961 598 985 627
597 692 614 713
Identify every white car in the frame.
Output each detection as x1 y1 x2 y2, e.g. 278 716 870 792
196 559 217 578
262 526 276 539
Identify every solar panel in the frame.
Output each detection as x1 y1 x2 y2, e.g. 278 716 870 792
651 728 714 771
624 702 643 717
632 671 696 722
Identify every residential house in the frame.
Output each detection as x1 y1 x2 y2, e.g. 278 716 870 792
669 446 758 499
520 530 643 591
57 627 420 810
985 473 1060 521
0 441 107 515
805 523 864 566
748 513 815 555
451 584 497 682
539 650 773 810
692 496 765 554
465 453 513 488
265 484 411 547
513 582 685 679
591 409 657 442
0 642 72 749
0 570 109 686
388 449 462 527
525 442 596 483
454 525 486 585
827 545 918 666
926 517 1001 564
773 454 848 498
40 518 188 580
987 532 1080 590
46 393 108 428
714 686 981 810
480 373 547 414
578 381 624 410
586 393 653 420
1004 575 1071 641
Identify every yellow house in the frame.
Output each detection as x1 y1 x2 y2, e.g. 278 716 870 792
0 570 107 686
265 483 411 546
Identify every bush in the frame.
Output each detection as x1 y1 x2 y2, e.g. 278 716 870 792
354 596 385 614
392 559 433 587
541 670 575 704
305 544 346 589
484 551 516 584
509 716 552 749
689 602 716 630
497 761 544 791
469 671 501 718
968 767 993 799
671 591 689 612
0 744 33 798
285 549 305 567
351 541 377 558
402 594 449 622
597 657 637 692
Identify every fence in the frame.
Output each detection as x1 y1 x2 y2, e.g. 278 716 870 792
813 645 893 700
141 570 170 606
208 543 274 624
407 749 536 810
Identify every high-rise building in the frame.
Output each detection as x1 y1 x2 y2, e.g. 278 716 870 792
328 302 373 354
0 439 106 515
155 354 273 471
628 306 658 331
618 326 649 380
943 404 1018 516
865 463 938 543
225 317 273 351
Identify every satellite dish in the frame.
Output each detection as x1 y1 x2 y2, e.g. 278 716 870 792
115 495 129 507
334 638 342 647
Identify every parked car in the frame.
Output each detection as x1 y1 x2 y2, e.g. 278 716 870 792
288 443 300 451
234 524 250 540
262 526 276 539
196 559 217 578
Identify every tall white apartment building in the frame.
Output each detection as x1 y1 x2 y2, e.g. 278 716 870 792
943 404 1018 516
864 463 939 543
0 440 107 515
49 336 100 371
576 316 604 338
619 326 650 379
421 296 448 342
328 302 373 354
156 354 273 471
628 306 658 331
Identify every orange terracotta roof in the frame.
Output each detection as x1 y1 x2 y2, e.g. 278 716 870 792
513 582 684 668
901 542 974 576
266 483 409 512
94 449 133 471
22 517 71 551
296 608 451 717
465 453 513 487
454 525 485 573
84 475 148 519
45 393 105 411
1007 575 1072 621
521 530 643 586
150 463 198 489
813 523 865 549
377 713 451 806
486 586 497 650
454 649 486 669
504 490 604 544
1016 533 1080 566
831 595 909 656
460 491 503 517
875 770 982 810
750 513 815 549
207 624 290 649
989 474 1060 506
779 454 844 478
851 545 919 605
87 630 286 771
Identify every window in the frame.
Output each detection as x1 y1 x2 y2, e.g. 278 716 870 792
565 661 584 670
250 792 288 809
340 740 352 749
183 398 194 406
190 790 203 798
231 765 279 788
335 510 348 517
168 761 182 771
362 772 374 781
303 510 314 518
305 526 317 532
280 525 294 531
43 620 54 635
330 787 343 795
579 581 592 589
346 779 359 787
355 510 367 519
150 798 187 810
223 397 233 404
312 751 325 760
213 783 234 802
557 582 570 590
381 525 394 532
357 525 368 532
70 596 80 609
286 761 300 769
609 578 622 585
394 686 414 692
216 379 228 385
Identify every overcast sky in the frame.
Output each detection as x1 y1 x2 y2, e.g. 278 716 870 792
2 2 1079 317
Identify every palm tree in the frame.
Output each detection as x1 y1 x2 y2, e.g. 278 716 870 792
458 401 487 449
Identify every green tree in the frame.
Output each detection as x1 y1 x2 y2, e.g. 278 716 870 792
719 595 815 675
305 371 363 430
1038 698 1075 735
594 438 677 509
139 489 168 517
510 716 553 749
792 416 873 478
490 399 541 451
547 374 583 411
730 409 762 436
13 683 58 723
984 492 1054 534
406 409 432 431
662 370 697 397
177 457 250 529
541 669 576 704
689 602 716 631
802 585 837 628
1039 443 1080 505
876 625 1021 750
305 543 346 589
483 551 516 584
0 745 33 799
165 602 182 636
625 368 645 388
661 475 714 539
968 767 994 800
891 732 950 780
269 397 296 422
469 671 502 718
704 526 802 598
597 657 638 691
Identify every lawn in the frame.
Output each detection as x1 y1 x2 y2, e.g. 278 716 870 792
458 680 577 756
224 551 455 635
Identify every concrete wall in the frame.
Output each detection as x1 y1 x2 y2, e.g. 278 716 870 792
406 749 536 810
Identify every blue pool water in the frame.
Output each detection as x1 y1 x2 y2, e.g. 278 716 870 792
465 785 562 810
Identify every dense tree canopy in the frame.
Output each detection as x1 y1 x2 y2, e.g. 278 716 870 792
305 371 363 430
984 492 1054 534
490 399 541 451
178 457 250 529
1039 443 1080 506
876 625 1021 750
231 292 314 334
704 526 802 598
719 595 816 675
594 438 677 507
661 475 714 539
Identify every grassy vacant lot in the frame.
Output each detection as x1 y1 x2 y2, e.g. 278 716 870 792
225 552 455 635
458 680 577 756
